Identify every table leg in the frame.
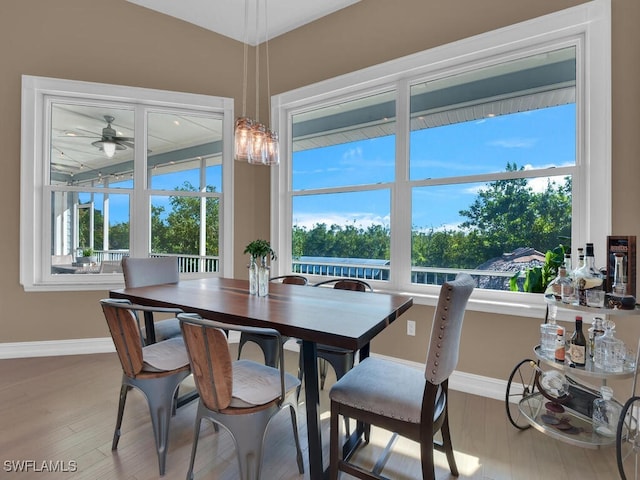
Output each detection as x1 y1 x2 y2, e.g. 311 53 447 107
302 340 326 480
143 311 156 344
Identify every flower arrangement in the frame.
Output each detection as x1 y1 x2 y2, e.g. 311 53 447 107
244 240 276 296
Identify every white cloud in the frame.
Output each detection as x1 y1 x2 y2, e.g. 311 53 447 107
487 138 537 148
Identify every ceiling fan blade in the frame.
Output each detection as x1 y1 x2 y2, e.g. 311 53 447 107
117 140 135 148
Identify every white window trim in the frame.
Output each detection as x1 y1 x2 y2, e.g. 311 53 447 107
271 0 611 318
21 76 235 291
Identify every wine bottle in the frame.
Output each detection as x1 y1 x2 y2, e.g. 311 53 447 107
569 316 587 367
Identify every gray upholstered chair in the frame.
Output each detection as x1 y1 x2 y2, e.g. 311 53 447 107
121 256 182 343
178 313 304 480
237 275 308 367
100 299 191 477
328 273 475 480
301 278 373 390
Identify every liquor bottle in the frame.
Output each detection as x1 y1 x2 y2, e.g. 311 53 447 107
585 243 604 290
554 326 566 363
573 249 587 305
545 265 573 302
563 249 572 278
569 316 587 367
592 386 621 437
588 317 605 360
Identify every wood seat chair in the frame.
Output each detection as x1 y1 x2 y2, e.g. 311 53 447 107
178 313 304 480
328 273 475 480
121 256 182 343
237 275 308 367
100 299 191 477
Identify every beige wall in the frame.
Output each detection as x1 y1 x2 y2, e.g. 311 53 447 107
1 0 639 383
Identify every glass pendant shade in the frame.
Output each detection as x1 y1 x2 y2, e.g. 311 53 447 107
248 122 267 164
265 130 279 165
234 117 254 162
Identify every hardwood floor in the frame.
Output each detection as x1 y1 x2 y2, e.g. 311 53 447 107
0 343 621 479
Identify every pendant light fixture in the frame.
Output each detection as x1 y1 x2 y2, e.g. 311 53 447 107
234 0 279 166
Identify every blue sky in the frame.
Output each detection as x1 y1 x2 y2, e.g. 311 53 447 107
88 104 575 230
292 104 575 231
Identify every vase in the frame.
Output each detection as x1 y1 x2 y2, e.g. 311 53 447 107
258 257 270 297
248 257 258 295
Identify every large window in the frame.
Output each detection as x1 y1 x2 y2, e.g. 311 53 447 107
272 1 611 313
21 77 234 291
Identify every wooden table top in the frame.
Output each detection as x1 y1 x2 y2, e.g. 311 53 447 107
110 277 413 350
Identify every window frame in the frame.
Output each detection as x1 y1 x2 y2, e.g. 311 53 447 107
21 76 235 291
271 1 611 317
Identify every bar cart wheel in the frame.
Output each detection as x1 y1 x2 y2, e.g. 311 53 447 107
505 358 538 429
617 395 640 480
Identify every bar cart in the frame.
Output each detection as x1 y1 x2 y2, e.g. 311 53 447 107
505 296 640 480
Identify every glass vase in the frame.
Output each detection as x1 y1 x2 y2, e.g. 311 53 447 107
248 257 257 295
258 257 270 297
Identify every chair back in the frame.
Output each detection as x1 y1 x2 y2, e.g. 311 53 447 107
180 315 233 411
52 254 73 265
100 260 123 273
314 278 372 292
122 257 179 288
100 300 144 377
424 273 474 385
270 275 308 286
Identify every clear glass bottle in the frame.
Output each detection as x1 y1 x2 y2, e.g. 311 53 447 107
540 305 559 358
248 256 258 295
257 257 270 297
592 386 621 437
588 317 605 360
572 249 587 305
594 320 625 372
585 243 604 290
612 252 627 295
545 265 573 302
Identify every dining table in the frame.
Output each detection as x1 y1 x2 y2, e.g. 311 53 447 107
110 276 413 479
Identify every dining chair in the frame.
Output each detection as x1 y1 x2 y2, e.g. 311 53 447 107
121 256 182 343
300 278 373 391
100 299 191 477
328 273 475 480
99 259 123 273
237 275 308 367
178 313 305 480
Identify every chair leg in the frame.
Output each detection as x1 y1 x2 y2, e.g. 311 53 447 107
186 412 204 480
136 372 189 476
440 409 459 477
112 383 129 450
319 358 328 389
288 403 305 474
329 401 340 480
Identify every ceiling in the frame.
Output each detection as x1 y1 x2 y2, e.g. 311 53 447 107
126 0 361 45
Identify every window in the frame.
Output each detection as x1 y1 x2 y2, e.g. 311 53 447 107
21 77 234 291
272 1 611 313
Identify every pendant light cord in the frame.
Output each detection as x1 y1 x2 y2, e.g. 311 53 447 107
241 0 249 117
265 0 271 129
254 0 260 121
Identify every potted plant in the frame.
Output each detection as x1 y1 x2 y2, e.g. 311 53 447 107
244 240 277 296
510 244 565 293
76 248 96 265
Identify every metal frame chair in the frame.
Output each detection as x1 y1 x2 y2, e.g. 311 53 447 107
328 273 474 480
179 313 304 480
237 275 308 367
100 299 191 477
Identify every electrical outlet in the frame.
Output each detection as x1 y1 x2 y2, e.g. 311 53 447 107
407 320 416 336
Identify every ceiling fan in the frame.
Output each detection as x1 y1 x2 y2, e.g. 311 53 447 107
91 115 134 158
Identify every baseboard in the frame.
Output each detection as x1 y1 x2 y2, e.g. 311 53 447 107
0 337 507 402
0 338 115 359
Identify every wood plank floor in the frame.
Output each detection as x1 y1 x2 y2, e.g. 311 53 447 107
0 343 622 479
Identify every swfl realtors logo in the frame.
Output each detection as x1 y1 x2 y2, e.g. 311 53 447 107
3 460 78 473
